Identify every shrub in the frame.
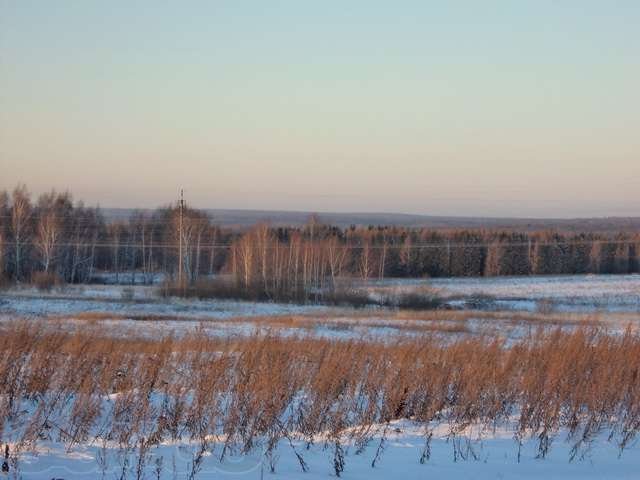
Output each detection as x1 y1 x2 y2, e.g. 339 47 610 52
159 277 274 302
536 298 556 315
120 287 135 302
322 288 372 308
158 278 447 310
1 323 640 473
390 292 443 310
32 271 61 292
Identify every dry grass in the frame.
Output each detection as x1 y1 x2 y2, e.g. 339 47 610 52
159 277 445 309
50 311 209 323
263 308 606 335
248 313 471 335
31 271 62 292
42 308 617 342
373 308 606 328
0 320 639 476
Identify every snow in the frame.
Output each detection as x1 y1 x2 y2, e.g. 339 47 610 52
89 270 167 285
8 421 640 479
0 285 330 320
2 276 640 343
367 274 640 312
3 275 640 326
2 275 640 478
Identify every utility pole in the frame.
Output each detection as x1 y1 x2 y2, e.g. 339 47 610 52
178 188 184 287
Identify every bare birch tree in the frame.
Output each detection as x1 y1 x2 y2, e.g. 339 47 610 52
35 193 63 273
10 185 32 281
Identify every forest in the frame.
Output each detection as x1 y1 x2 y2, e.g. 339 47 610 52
1 185 639 294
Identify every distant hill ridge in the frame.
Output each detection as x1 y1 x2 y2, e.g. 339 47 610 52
101 208 640 232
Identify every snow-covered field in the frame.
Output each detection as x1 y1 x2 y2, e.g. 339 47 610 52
11 421 639 480
4 274 640 322
366 274 640 312
433 273 640 300
0 284 329 320
2 275 640 342
2 275 640 478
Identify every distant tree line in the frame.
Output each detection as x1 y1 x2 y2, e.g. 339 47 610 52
1 185 639 288
0 185 228 285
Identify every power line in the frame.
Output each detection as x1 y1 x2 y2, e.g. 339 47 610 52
178 189 184 286
0 239 639 250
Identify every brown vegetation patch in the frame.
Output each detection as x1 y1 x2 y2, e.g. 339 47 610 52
1 320 639 475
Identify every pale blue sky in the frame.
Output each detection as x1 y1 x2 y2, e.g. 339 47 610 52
1 1 639 216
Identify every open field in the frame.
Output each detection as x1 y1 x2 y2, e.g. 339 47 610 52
0 276 640 340
9 420 640 479
1 321 639 479
2 275 639 340
365 273 640 312
1 274 640 478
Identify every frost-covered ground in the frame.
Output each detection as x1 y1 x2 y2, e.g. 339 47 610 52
9 421 640 480
366 274 640 312
89 271 166 285
4 275 640 322
2 275 640 478
2 275 640 341
0 284 330 320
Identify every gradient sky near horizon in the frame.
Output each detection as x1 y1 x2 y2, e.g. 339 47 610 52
1 1 639 217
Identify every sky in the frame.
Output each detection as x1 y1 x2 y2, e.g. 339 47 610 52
1 1 639 218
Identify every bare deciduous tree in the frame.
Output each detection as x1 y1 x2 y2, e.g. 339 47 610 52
10 185 32 281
